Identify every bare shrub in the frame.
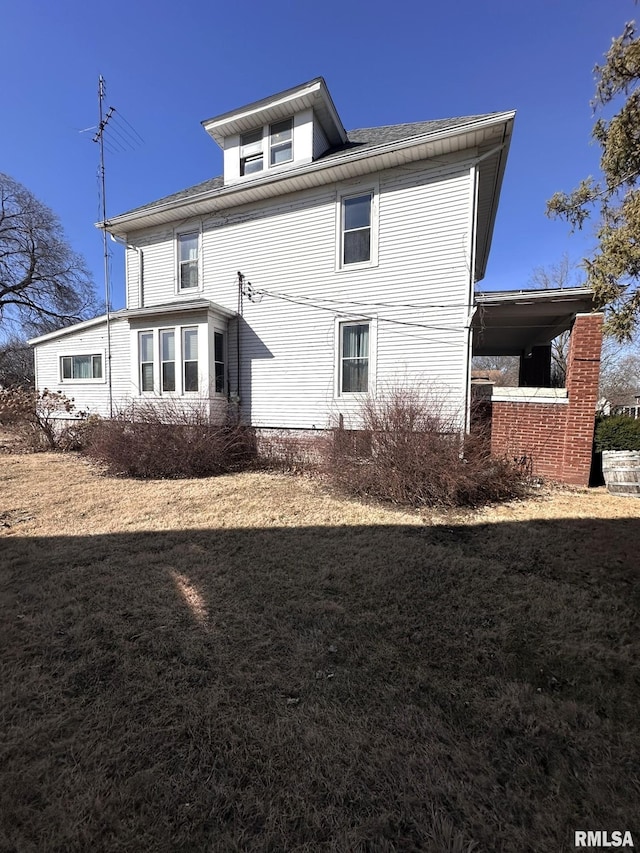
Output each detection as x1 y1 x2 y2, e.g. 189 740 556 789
326 388 525 508
0 387 83 451
257 430 323 474
84 401 256 478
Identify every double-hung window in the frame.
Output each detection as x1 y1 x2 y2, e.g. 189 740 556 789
340 322 369 394
60 354 103 381
269 118 293 166
240 118 293 176
183 328 199 392
341 193 372 265
139 332 154 392
161 330 175 392
178 232 199 291
240 128 264 176
214 331 225 394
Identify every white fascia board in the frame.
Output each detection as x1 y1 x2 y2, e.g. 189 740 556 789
125 300 236 320
475 287 594 305
28 313 114 345
105 111 516 236
203 81 332 145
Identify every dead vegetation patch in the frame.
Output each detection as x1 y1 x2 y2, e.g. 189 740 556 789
1 452 639 851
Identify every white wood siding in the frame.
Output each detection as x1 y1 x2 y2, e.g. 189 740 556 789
34 318 132 416
119 156 473 429
313 118 329 160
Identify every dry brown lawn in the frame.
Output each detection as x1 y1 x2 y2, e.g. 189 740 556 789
1 450 639 852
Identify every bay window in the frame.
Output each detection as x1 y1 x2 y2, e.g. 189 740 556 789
183 328 199 392
139 332 154 392
214 331 225 394
161 330 175 392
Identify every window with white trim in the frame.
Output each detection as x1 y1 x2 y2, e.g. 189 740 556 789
341 193 372 265
269 118 293 166
214 331 225 394
340 322 369 393
240 128 264 176
161 329 175 392
60 354 103 381
183 328 199 392
178 232 199 290
240 118 294 176
139 332 154 392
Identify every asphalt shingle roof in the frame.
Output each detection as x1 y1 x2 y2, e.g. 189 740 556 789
113 114 501 220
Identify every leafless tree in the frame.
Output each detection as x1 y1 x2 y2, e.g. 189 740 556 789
0 172 98 338
0 337 34 387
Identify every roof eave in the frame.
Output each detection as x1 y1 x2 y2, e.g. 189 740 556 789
104 111 516 237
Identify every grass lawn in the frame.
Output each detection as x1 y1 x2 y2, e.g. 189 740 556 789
1 451 639 852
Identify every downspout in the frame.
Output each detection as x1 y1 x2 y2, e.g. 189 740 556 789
110 234 144 309
234 271 244 421
462 140 507 433
464 163 480 434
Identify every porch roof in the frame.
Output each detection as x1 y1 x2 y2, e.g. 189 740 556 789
472 287 596 356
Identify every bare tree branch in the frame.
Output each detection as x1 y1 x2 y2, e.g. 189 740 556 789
0 172 99 339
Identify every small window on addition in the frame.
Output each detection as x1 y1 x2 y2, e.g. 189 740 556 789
178 233 199 290
269 118 293 166
240 128 264 176
60 354 103 380
341 322 369 393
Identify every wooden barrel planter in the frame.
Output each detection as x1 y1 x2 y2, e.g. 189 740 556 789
602 450 640 497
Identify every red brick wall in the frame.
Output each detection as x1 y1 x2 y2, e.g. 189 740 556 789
490 314 603 486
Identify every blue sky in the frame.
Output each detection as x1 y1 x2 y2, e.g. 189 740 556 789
1 0 630 311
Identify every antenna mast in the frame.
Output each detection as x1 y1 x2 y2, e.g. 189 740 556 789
93 75 114 417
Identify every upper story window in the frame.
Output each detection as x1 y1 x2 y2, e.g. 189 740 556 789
178 232 199 290
342 193 372 265
269 119 293 166
60 354 103 382
240 128 264 176
240 118 294 176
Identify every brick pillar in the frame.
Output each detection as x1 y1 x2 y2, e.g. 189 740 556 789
562 313 603 485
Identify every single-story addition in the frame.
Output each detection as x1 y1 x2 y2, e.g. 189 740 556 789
29 77 603 485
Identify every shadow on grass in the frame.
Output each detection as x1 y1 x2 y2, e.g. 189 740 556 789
1 518 639 852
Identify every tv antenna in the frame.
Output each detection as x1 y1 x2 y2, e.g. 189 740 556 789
92 75 115 417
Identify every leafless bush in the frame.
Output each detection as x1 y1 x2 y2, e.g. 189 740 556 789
326 388 525 507
0 387 84 451
84 401 256 478
257 430 323 474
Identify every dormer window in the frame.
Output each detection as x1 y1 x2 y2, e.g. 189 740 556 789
269 119 293 166
239 118 294 177
240 128 264 176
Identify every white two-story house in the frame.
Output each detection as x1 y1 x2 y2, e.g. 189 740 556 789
30 78 515 431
